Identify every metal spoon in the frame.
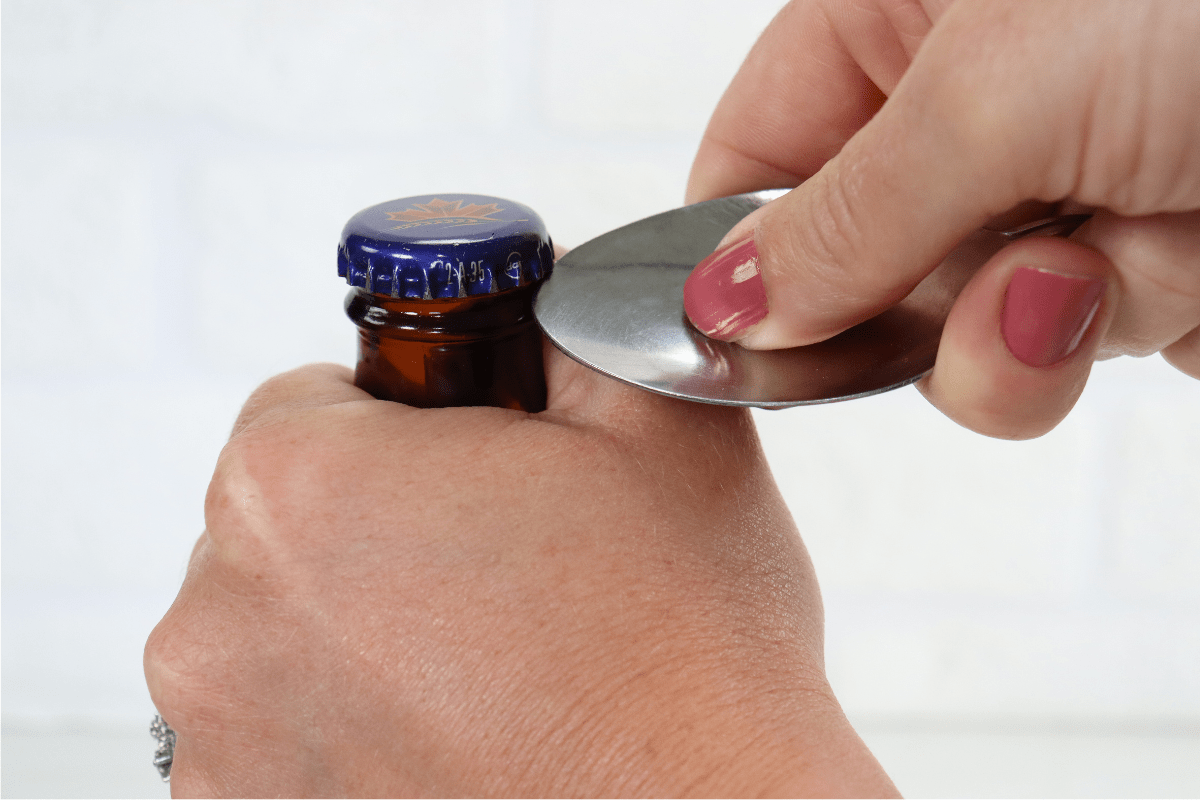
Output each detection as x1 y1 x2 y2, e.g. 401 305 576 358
534 190 1087 408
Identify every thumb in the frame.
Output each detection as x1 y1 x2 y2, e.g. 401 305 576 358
683 2 1077 349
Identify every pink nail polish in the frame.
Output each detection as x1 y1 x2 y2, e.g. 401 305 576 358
683 238 768 340
1001 267 1105 367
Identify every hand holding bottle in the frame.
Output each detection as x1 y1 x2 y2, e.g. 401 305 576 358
144 354 895 797
685 0 1200 438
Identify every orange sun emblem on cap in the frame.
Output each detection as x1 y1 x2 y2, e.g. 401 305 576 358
386 197 504 229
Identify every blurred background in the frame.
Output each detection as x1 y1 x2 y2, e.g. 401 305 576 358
3 1 1198 796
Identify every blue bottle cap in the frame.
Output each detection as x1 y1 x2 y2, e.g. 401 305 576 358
338 194 553 299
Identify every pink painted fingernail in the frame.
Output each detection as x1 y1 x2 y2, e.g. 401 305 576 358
683 238 768 340
1002 267 1105 367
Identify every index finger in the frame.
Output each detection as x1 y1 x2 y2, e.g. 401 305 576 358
229 363 374 439
685 0 940 204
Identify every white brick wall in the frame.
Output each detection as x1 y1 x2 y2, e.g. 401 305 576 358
4 2 1198 796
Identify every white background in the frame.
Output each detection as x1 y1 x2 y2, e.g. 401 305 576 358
3 1 1199 796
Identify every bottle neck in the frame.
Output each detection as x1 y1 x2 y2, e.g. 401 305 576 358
346 284 546 410
344 284 539 342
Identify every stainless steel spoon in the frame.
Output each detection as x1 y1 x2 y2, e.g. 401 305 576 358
534 190 1087 408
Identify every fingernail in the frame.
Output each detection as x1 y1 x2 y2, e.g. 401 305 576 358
683 237 767 340
1001 267 1105 367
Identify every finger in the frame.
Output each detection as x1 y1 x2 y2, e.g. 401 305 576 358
230 362 373 438
683 1 1160 349
144 540 220 721
542 336 604 415
544 239 696 424
158 738 222 800
542 335 750 441
228 344 681 449
1163 326 1200 379
1072 210 1200 360
540 241 632 417
918 236 1117 439
686 0 943 203
539 243 739 426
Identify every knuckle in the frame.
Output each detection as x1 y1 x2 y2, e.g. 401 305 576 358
801 167 868 273
144 607 228 734
204 438 277 567
204 424 312 571
1088 211 1200 353
772 169 907 325
918 1 1072 199
768 173 862 300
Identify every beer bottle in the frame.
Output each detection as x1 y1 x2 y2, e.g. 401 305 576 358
338 194 552 411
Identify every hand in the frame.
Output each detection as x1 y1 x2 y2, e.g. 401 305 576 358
685 0 1200 439
144 353 896 797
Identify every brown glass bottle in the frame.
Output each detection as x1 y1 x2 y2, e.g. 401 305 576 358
338 194 552 412
345 283 545 410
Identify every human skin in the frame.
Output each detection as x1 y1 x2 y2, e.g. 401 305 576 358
686 0 1200 439
144 352 898 797
143 2 1200 794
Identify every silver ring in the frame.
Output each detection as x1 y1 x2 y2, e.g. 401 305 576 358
150 715 177 782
